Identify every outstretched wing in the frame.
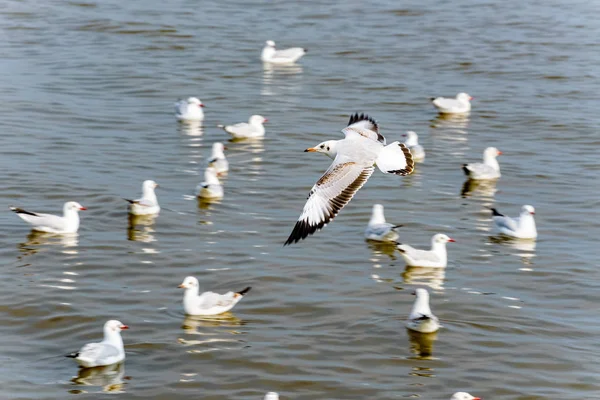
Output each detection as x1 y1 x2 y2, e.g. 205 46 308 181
342 113 386 144
375 142 414 175
285 160 375 245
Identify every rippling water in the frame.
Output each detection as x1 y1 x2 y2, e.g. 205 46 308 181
1 0 599 399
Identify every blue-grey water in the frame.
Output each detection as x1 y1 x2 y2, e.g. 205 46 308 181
1 0 599 399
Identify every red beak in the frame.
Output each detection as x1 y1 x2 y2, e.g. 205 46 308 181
263 119 268 123
402 134 407 137
473 398 481 400
530 212 535 215
448 238 456 242
497 151 503 155
469 96 474 100
199 104 205 108
79 207 87 211
121 325 129 330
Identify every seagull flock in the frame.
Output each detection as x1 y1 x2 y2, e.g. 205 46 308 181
7 39 544 399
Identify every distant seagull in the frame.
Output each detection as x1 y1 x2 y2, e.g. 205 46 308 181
208 142 228 175
261 40 307 64
364 204 402 242
396 234 455 268
10 201 86 234
491 205 537 239
284 113 414 245
66 320 129 368
406 288 440 333
178 276 251 316
451 393 481 400
196 167 223 199
175 97 205 121
264 393 279 400
431 93 472 114
124 180 160 216
218 115 268 139
403 131 425 162
462 147 502 180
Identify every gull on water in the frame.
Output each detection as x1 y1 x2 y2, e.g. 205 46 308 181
406 288 440 333
196 167 223 199
10 201 86 234
364 204 402 242
124 180 160 216
462 147 502 180
396 234 455 268
219 115 268 139
178 276 251 316
491 205 537 240
403 131 425 162
261 40 307 64
264 392 279 400
451 392 481 400
175 97 205 121
284 113 414 245
208 142 229 175
431 92 472 114
66 320 129 368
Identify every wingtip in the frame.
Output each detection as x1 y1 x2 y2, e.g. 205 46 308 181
430 97 436 102
65 352 79 358
123 198 135 204
237 287 252 296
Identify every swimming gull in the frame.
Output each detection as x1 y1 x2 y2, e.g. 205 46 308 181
10 201 86 234
261 40 307 64
431 93 472 114
66 320 128 368
406 288 440 333
175 97 205 121
208 142 229 175
403 131 425 162
451 393 481 400
196 167 223 199
178 276 251 316
462 147 502 180
364 204 402 242
124 180 160 216
396 233 455 268
491 205 537 239
219 115 267 139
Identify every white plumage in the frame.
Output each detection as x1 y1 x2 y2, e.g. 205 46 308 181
261 40 306 64
178 276 251 316
463 147 502 180
451 392 481 400
125 180 160 216
406 288 440 333
492 205 537 239
431 92 472 114
196 167 224 199
264 393 279 400
67 320 128 368
208 142 228 174
364 204 401 242
219 115 267 139
175 97 204 121
285 113 414 245
10 201 86 234
403 131 425 162
397 233 455 268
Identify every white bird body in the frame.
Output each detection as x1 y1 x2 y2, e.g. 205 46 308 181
406 288 440 333
285 113 414 245
364 204 401 242
220 115 267 139
397 234 455 268
126 180 160 216
492 205 537 239
208 142 228 174
67 320 128 368
431 92 472 114
403 131 425 162
264 393 279 400
196 167 223 199
178 276 251 316
10 201 86 234
451 392 481 400
175 97 204 121
261 40 306 64
463 147 502 180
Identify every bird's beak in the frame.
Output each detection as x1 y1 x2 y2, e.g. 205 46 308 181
402 134 407 137
79 207 87 211
448 238 456 242
530 211 535 215
154 184 159 188
469 96 474 100
121 325 129 330
263 118 268 123
178 284 186 289
472 398 481 400
497 150 503 155
223 146 228 150
199 104 205 108
304 147 317 152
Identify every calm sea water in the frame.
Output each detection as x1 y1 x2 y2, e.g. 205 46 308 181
1 0 599 399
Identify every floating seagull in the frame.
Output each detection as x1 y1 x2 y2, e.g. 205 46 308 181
462 147 502 180
364 204 402 242
264 393 279 400
284 113 414 245
451 392 481 400
261 40 307 64
491 205 537 239
124 180 160 216
175 97 205 121
178 276 251 316
66 320 129 368
406 288 440 333
196 167 223 199
396 234 455 268
10 201 86 234
218 115 267 139
208 142 228 175
403 131 425 162
431 92 472 114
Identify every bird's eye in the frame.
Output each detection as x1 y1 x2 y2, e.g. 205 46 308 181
327 147 330 151
320 145 324 149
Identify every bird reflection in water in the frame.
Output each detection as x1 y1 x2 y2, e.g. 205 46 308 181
402 267 446 291
182 313 245 333
71 362 127 393
262 63 303 97
177 120 204 137
18 231 79 257
366 241 398 261
407 329 438 359
127 215 156 243
489 236 536 265
460 178 498 198
430 113 470 132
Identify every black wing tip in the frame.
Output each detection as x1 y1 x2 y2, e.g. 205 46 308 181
284 218 326 246
65 352 79 358
415 314 432 321
123 198 136 204
392 224 403 229
430 97 436 102
386 143 415 176
462 164 470 175
303 48 308 53
490 208 504 217
9 207 38 217
237 287 252 296
347 112 379 131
